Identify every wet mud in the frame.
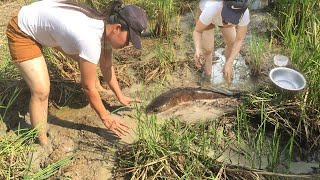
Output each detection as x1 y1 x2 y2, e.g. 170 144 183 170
0 1 319 179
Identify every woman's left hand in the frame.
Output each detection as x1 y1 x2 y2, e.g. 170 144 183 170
118 95 141 106
223 61 234 83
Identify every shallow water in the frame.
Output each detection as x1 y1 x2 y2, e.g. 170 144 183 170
206 48 255 91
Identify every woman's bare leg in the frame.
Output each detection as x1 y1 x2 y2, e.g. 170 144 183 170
15 56 50 146
195 8 215 78
219 27 236 60
201 28 215 77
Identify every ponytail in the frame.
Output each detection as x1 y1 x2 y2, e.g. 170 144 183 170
102 0 123 18
59 0 104 19
104 0 129 31
58 0 128 31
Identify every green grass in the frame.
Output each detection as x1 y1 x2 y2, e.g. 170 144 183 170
235 94 296 172
0 127 38 179
0 0 319 179
0 126 75 179
273 0 320 143
0 87 21 120
75 0 178 38
0 77 74 179
116 104 228 179
25 153 76 180
155 39 176 81
247 34 271 75
115 88 304 179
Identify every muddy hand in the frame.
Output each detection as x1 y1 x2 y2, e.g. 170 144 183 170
223 62 233 83
194 51 205 69
102 115 129 136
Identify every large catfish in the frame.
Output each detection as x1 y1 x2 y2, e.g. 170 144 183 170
146 87 241 114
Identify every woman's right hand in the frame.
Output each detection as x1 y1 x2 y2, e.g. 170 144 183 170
101 115 129 137
194 50 204 69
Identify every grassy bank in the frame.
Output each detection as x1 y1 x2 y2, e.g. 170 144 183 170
272 0 319 144
0 0 319 179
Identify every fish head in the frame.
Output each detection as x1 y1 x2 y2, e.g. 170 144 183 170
146 104 165 114
145 106 160 114
145 101 168 114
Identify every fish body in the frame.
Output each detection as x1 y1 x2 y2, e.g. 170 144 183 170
146 87 240 114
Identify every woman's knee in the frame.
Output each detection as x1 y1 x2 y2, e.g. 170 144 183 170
225 43 234 50
220 27 236 46
202 44 214 56
202 48 213 56
201 30 215 56
31 87 50 101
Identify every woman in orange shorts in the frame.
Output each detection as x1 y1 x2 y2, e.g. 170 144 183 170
6 0 147 146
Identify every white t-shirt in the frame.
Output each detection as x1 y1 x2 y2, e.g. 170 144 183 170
199 0 250 27
18 0 105 64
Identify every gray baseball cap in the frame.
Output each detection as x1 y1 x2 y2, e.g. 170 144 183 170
221 0 248 25
118 5 147 49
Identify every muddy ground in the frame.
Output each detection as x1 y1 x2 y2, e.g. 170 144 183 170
2 1 312 179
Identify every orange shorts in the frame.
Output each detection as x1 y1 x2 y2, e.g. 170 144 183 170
6 15 43 62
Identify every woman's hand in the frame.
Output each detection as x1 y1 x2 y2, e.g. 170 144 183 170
118 95 141 106
102 115 129 136
194 50 204 69
223 61 234 83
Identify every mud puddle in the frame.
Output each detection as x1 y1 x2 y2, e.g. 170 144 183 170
1 2 319 178
208 48 254 91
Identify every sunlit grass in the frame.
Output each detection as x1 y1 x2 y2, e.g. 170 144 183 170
236 95 295 173
0 74 74 179
0 127 38 179
125 0 178 38
0 0 319 179
0 126 75 179
116 103 228 179
76 0 178 38
273 0 320 144
155 39 176 81
0 87 21 120
26 153 76 179
116 88 305 179
247 34 271 76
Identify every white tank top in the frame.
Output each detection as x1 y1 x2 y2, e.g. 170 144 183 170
18 0 104 64
199 0 250 27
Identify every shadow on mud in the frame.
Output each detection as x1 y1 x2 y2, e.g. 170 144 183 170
48 115 121 143
0 79 130 144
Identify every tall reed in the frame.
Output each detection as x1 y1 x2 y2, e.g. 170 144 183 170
126 0 177 38
236 96 295 173
153 0 176 38
247 34 270 75
274 0 320 143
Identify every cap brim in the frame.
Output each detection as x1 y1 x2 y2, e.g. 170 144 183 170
221 5 243 25
129 27 142 49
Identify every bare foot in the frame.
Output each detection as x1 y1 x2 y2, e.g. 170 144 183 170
38 134 48 147
95 80 109 93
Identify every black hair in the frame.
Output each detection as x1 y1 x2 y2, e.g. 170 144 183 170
58 0 128 31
